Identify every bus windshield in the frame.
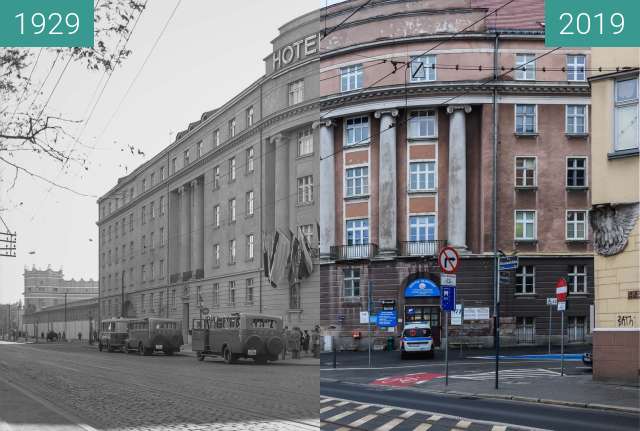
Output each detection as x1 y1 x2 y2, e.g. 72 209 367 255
403 328 432 338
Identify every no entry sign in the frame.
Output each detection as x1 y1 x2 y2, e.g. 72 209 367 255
438 246 460 274
556 278 567 302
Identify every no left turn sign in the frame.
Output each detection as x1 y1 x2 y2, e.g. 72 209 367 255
438 246 460 274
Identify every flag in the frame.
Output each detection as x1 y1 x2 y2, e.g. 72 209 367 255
269 230 291 288
298 226 314 277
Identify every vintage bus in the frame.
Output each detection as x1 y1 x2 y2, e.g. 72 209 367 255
192 313 284 364
98 318 131 352
124 318 183 356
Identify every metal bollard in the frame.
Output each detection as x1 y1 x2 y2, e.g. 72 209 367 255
333 336 337 369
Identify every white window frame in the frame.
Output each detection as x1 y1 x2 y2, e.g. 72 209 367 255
343 268 361 298
196 141 203 158
408 110 437 138
514 210 537 241
229 118 236 138
214 205 220 228
408 214 436 241
515 265 536 294
212 283 219 307
515 53 536 81
214 129 220 147
213 244 220 267
614 76 640 152
213 166 220 189
514 156 537 188
345 218 369 245
297 175 314 204
566 156 588 188
247 234 254 260
229 239 236 265
297 128 313 156
409 55 437 82
229 157 236 181
514 104 537 134
246 191 254 216
566 210 589 241
340 64 363 92
246 147 254 173
568 265 588 294
344 116 370 146
566 105 588 134
345 166 369 197
246 278 254 304
246 106 254 127
409 161 436 192
288 79 305 105
567 54 586 82
228 280 236 305
229 198 236 223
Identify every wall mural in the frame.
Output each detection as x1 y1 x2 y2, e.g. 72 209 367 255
590 202 640 256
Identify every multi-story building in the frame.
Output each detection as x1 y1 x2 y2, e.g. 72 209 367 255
319 0 594 349
96 10 321 342
589 48 639 383
23 266 98 313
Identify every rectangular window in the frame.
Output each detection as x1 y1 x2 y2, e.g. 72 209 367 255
229 239 236 264
343 268 361 298
568 316 586 342
160 227 165 246
212 283 219 307
150 173 155 187
247 234 254 260
159 259 164 278
341 64 363 92
142 178 146 193
214 244 220 266
288 79 305 105
515 157 537 187
246 106 254 127
409 215 436 241
141 264 146 282
408 110 437 138
213 166 220 189
115 222 119 238
171 289 176 308
515 265 535 294
567 54 586 81
246 147 254 173
345 166 369 197
297 175 314 204
409 161 436 191
515 210 536 240
214 205 220 227
246 191 254 216
346 218 369 245
196 141 203 158
246 278 254 304
300 224 314 244
149 231 155 249
150 262 155 280
171 158 177 174
158 291 164 312
149 293 154 311
515 104 537 134
228 280 236 305
568 265 587 293
614 77 639 151
229 118 236 138
141 235 146 253
108 225 112 241
140 294 145 312
567 157 587 187
298 128 313 156
566 210 588 241
129 241 134 258
515 54 536 80
184 149 190 166
214 129 220 147
409 55 436 82
229 157 236 181
229 198 236 222
150 201 155 219
566 105 587 134
345 116 370 146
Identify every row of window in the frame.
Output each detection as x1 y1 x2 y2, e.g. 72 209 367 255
102 227 166 268
102 197 166 244
516 157 588 188
514 316 587 343
101 258 166 292
339 54 588 93
212 234 256 267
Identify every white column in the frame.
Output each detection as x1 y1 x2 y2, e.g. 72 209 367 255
178 186 191 276
315 120 335 258
375 109 399 255
446 105 472 250
273 134 290 235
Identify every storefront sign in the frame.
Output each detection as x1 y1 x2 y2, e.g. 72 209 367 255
404 278 440 298
464 307 490 321
272 33 321 71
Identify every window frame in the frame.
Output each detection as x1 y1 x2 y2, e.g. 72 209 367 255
345 165 369 198
514 104 538 134
343 268 361 298
408 110 437 139
345 218 369 246
409 55 437 82
566 156 588 188
515 53 536 81
566 210 589 241
408 160 437 192
614 76 640 152
297 175 314 204
408 214 436 242
565 104 589 135
515 265 536 295
568 264 588 294
514 156 537 188
344 115 370 147
567 54 586 82
340 64 364 92
514 210 537 241
297 128 313 156
288 79 305 106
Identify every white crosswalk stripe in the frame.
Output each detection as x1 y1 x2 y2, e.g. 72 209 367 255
450 368 561 381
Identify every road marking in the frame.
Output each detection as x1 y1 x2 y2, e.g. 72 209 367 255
376 407 394 414
492 426 507 431
320 406 336 414
356 404 372 410
375 418 404 431
450 368 561 381
400 410 416 419
427 415 442 422
320 397 334 403
456 419 472 428
326 410 356 422
335 428 351 431
413 424 432 431
335 400 350 406
349 414 378 427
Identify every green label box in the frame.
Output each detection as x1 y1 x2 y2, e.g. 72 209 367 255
0 0 93 47
546 0 640 47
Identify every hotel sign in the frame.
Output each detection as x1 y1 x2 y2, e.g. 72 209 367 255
272 33 321 71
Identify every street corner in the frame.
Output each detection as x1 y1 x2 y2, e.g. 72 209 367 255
371 372 445 388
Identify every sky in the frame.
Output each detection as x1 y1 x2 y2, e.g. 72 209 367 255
0 0 328 303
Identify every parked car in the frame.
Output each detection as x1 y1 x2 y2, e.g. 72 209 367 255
46 330 58 342
400 323 434 359
582 352 592 368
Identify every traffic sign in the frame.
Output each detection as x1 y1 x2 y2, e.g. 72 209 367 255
499 256 519 271
499 271 513 285
556 278 568 302
451 304 463 325
441 286 456 311
377 310 397 327
201 307 210 316
440 274 457 286
439 246 460 274
557 302 566 311
546 297 558 306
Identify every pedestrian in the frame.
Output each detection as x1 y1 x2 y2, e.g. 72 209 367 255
40 332 44 340
311 325 320 358
291 327 301 359
57 332 61 342
302 330 310 355
282 326 289 360
78 332 82 342
62 331 66 341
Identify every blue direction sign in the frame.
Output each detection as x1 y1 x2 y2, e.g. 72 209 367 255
441 286 456 311
499 256 519 271
377 310 397 327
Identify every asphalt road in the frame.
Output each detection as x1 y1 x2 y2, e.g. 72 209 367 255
0 341 319 430
320 380 640 431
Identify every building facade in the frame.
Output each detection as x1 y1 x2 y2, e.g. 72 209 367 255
319 0 594 349
589 48 639 383
22 298 98 341
23 266 98 313
96 11 321 342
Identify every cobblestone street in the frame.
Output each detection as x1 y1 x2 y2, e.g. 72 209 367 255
0 342 319 430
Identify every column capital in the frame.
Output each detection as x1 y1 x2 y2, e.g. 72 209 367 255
374 109 399 119
270 133 289 144
312 119 334 130
446 105 472 115
190 178 199 188
177 186 185 194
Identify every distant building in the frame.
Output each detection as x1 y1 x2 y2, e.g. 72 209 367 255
589 48 639 383
22 298 98 341
0 301 22 339
23 266 98 313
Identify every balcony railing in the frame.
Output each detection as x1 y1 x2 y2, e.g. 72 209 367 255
170 273 180 284
182 270 192 281
330 243 378 260
399 240 447 257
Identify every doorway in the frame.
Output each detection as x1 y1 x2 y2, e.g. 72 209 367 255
404 305 441 346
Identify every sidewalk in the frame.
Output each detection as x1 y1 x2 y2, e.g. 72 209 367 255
179 344 320 366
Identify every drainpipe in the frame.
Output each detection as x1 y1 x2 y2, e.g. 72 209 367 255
492 31 501 389
259 81 264 314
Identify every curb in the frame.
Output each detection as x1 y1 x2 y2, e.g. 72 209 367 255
320 378 640 415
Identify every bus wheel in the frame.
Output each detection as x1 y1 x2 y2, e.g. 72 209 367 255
223 346 236 364
138 343 144 356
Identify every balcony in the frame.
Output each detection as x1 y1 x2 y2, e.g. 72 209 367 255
182 270 192 281
330 243 378 261
399 240 446 257
170 273 180 284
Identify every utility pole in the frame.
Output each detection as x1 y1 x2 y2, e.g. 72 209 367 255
64 293 67 341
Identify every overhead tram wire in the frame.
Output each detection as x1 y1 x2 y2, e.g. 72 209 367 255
92 0 183 150
321 0 374 39
10 48 43 120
